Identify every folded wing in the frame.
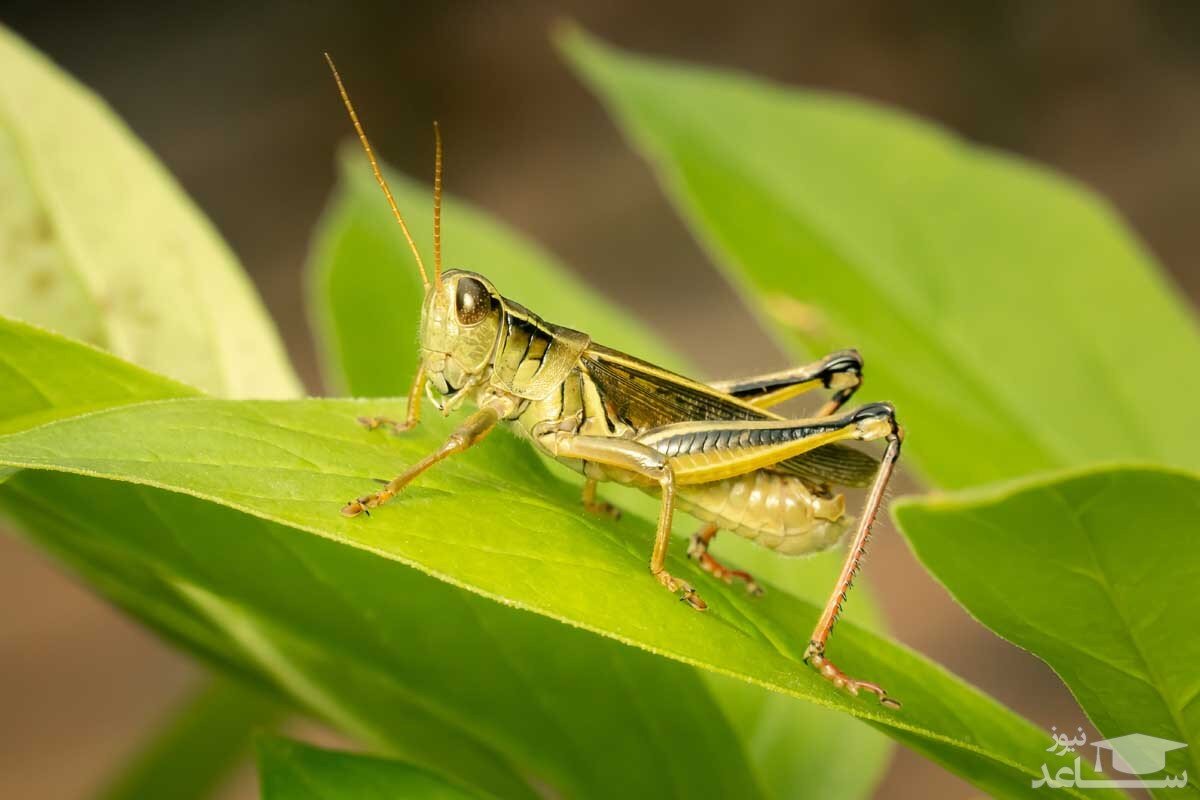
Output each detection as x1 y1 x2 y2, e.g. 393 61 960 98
581 345 879 487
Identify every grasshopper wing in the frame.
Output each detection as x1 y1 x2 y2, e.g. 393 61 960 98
580 345 879 487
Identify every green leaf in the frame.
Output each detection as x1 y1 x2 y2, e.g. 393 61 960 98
0 24 300 398
4 471 763 800
258 737 479 800
0 314 195 486
0 320 766 799
560 28 1200 489
895 466 1200 797
0 397 1122 800
0 318 288 795
98 677 284 800
0 316 196 436
309 157 891 798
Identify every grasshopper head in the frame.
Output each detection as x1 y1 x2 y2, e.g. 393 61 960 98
419 269 503 408
324 59 498 410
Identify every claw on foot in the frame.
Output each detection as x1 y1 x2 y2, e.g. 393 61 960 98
341 497 372 517
341 489 393 518
655 570 707 611
583 499 622 520
803 642 900 709
688 532 764 596
357 416 412 435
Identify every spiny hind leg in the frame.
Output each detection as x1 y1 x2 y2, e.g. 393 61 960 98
634 402 903 704
581 478 621 520
709 349 863 416
803 404 903 708
687 523 764 596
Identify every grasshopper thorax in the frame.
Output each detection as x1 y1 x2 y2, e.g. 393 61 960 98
420 269 504 408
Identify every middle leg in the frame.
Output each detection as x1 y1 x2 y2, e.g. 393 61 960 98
687 522 764 595
581 478 621 520
540 431 705 610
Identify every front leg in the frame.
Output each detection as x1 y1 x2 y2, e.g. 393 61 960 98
358 364 427 435
342 394 510 517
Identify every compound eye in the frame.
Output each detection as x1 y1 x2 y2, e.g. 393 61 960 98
455 277 492 326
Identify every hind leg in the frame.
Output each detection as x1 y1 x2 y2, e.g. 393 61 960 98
687 523 764 596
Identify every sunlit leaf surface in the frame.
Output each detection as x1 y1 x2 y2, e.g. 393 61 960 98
896 467 1200 798
0 316 765 799
0 391 1118 800
0 24 299 398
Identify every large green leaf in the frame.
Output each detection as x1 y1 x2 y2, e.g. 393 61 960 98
4 471 764 800
0 316 196 436
0 28 299 784
309 155 891 798
0 24 299 398
0 395 1121 800
0 315 194 487
0 319 767 800
258 737 479 800
0 317 290 797
895 466 1200 797
561 28 1200 489
3 475 549 800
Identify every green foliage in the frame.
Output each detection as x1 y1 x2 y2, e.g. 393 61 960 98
258 737 479 800
561 27 1200 489
0 25 299 398
0 19 1196 800
98 678 284 800
561 32 1200 795
0 375 1115 799
0 319 767 799
0 317 195 436
896 467 1200 798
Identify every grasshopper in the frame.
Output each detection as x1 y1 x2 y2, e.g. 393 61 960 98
326 56 904 707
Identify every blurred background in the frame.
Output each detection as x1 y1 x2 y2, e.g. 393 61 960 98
2 1 1198 797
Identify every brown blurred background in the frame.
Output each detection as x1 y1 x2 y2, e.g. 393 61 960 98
2 2 1198 798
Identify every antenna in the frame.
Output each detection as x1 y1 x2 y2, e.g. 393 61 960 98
324 53 431 288
433 121 443 284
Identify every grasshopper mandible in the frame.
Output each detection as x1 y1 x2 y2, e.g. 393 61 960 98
326 56 904 708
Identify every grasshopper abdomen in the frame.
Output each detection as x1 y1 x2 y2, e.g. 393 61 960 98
676 472 850 556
